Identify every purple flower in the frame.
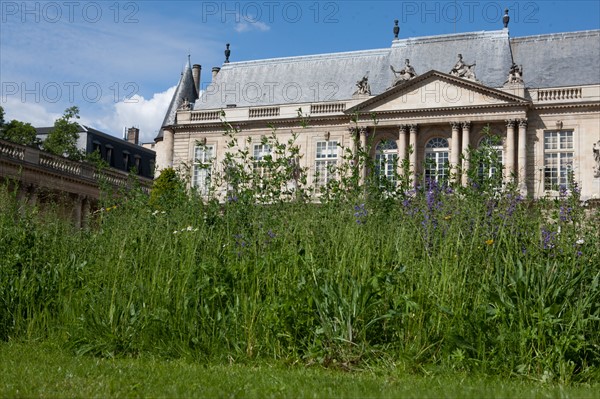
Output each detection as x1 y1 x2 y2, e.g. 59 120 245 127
541 228 557 250
354 203 368 224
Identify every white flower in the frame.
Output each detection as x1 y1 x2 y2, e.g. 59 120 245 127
173 230 178 234
186 226 193 231
152 210 159 216
576 238 585 245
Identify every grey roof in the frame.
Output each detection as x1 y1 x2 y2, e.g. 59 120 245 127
186 28 599 114
196 30 513 110
510 30 600 88
156 60 199 140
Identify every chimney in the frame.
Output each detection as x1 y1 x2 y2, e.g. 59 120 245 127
192 64 201 94
211 67 221 82
127 127 139 145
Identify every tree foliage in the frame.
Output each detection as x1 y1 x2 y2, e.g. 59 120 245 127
43 106 83 160
0 106 39 146
149 167 186 209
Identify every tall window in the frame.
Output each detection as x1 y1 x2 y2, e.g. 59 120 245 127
424 137 449 182
544 130 573 190
477 136 503 179
253 143 272 178
193 144 214 195
375 139 398 184
315 140 338 186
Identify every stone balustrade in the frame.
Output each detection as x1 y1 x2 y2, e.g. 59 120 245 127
0 139 152 194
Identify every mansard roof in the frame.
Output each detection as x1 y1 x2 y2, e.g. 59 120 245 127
196 30 513 110
510 30 600 88
156 28 600 141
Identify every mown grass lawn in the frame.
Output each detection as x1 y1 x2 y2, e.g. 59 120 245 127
1 342 598 399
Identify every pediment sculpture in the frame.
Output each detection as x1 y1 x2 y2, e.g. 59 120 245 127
450 54 477 81
390 59 417 87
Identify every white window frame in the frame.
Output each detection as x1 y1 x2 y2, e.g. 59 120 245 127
477 136 504 179
252 143 272 173
375 139 398 185
424 137 449 183
193 144 214 195
544 130 574 191
315 140 339 186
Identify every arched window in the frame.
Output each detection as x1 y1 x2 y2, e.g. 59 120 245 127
375 139 398 184
477 136 504 179
424 138 449 182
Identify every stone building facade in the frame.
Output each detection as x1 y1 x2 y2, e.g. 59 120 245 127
153 21 600 201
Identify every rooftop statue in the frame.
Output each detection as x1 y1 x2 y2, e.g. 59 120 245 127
390 59 417 86
179 97 191 111
353 75 371 96
450 54 477 81
506 62 524 84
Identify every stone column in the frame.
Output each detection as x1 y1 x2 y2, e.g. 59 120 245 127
517 118 528 195
82 196 91 230
28 185 38 207
397 125 408 176
461 121 471 185
73 195 83 229
358 127 368 185
505 120 516 182
163 128 175 169
409 124 418 185
450 122 461 182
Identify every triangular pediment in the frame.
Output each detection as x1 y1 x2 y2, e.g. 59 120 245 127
346 70 528 114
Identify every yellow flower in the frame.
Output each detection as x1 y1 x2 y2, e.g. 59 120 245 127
485 239 494 246
444 215 452 220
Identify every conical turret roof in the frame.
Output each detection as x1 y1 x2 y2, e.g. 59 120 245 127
155 57 199 141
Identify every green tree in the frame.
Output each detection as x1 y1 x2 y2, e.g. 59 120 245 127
43 106 83 160
0 106 39 146
0 120 38 146
149 167 186 209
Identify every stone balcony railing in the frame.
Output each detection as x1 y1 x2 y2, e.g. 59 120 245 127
0 139 153 193
537 87 582 101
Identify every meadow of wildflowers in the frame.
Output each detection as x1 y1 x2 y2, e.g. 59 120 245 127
0 123 599 384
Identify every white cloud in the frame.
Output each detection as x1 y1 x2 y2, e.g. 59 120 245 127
96 86 177 144
1 97 61 127
234 20 270 33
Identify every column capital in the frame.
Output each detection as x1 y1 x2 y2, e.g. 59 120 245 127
398 124 409 133
450 121 461 130
518 118 528 128
409 124 418 134
461 121 472 130
505 119 517 128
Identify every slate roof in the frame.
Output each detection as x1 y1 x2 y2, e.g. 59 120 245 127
510 30 600 88
156 59 199 140
195 30 514 111
155 28 600 141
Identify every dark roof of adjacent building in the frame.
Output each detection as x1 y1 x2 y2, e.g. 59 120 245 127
36 124 156 156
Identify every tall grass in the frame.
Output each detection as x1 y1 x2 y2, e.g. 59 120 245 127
1 122 599 384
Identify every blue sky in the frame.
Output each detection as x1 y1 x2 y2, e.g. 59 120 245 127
1 0 599 143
